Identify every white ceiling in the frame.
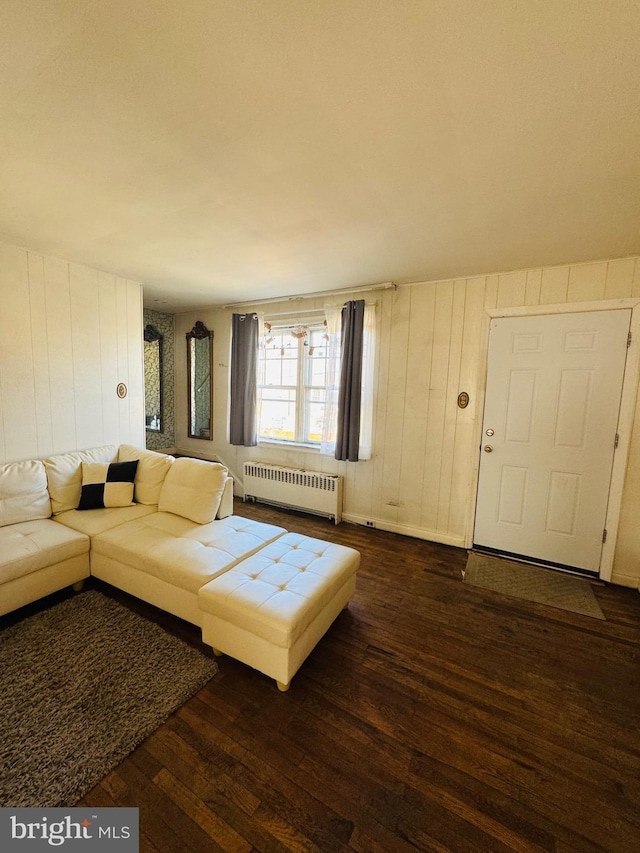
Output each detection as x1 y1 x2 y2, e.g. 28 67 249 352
1 1 639 313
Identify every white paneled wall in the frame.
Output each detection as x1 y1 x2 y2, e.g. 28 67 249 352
175 255 640 587
0 241 144 463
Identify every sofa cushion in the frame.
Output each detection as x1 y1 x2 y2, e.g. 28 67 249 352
158 457 227 524
44 445 118 514
0 519 89 583
118 444 174 505
91 514 286 594
77 460 138 510
54 503 157 537
0 459 51 528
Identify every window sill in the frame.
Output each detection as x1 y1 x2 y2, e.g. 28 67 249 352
258 439 321 453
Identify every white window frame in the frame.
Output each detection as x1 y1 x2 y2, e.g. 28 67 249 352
257 317 330 448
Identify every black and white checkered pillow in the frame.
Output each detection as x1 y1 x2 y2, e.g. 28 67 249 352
77 460 139 510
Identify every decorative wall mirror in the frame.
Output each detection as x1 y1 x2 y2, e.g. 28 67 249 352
187 321 213 440
143 324 163 432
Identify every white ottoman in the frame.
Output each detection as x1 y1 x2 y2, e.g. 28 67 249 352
198 532 360 691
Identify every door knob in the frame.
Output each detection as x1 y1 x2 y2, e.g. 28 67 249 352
484 445 493 453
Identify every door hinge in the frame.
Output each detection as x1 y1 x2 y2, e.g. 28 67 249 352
627 331 632 348
615 433 620 449
602 528 608 543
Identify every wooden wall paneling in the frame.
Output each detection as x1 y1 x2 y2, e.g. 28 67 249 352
379 287 411 522
27 252 54 459
70 264 103 450
420 280 454 532
612 385 640 585
633 259 640 297
397 284 436 529
539 266 569 304
44 256 76 454
525 269 542 306
604 258 636 300
448 278 487 543
126 280 145 448
367 289 393 524
567 261 608 303
483 274 498 310
98 272 119 445
496 270 527 308
0 244 37 461
435 279 466 535
0 242 145 464
346 453 373 521
115 278 131 445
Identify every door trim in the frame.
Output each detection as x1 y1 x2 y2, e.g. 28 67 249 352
467 298 640 582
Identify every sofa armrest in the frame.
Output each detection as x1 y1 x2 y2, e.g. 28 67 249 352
216 477 234 519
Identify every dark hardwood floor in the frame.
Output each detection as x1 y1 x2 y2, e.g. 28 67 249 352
73 500 639 852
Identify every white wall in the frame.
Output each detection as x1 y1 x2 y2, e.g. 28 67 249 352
0 241 144 463
175 255 640 587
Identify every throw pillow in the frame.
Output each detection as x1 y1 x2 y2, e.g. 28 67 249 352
77 460 139 510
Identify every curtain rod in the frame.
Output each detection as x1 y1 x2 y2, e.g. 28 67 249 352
263 300 378 319
222 281 394 309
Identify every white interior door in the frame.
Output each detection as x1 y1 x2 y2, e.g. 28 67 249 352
474 310 631 573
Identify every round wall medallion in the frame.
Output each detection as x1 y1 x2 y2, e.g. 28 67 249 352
116 382 128 399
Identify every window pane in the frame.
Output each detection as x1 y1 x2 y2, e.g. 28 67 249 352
281 356 297 385
264 359 282 385
259 398 296 441
305 401 326 443
308 356 328 386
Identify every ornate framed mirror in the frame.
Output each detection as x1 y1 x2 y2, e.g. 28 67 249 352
187 321 213 440
143 324 163 432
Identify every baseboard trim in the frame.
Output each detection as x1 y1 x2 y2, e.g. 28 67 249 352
610 571 640 589
342 513 466 549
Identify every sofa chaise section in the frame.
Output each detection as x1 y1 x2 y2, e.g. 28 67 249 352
91 512 287 626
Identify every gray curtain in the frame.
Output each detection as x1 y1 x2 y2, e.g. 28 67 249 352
229 313 259 446
335 299 365 461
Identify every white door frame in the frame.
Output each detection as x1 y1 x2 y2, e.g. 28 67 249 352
466 298 640 582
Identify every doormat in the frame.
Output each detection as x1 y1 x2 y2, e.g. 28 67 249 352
0 590 218 807
463 551 605 619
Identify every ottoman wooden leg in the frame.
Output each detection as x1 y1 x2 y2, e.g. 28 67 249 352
72 581 85 593
276 680 290 692
212 648 224 657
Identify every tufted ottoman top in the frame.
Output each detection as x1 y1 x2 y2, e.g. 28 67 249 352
198 532 360 648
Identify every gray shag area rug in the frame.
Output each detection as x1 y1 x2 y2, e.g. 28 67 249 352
0 590 218 807
464 552 605 620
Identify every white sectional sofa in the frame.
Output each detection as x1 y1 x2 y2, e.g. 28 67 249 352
0 444 359 689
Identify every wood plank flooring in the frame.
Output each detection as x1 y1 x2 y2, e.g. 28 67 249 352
74 500 639 852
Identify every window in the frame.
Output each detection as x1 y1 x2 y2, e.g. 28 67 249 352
257 319 331 446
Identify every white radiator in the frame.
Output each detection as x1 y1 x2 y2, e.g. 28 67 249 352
243 462 343 524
